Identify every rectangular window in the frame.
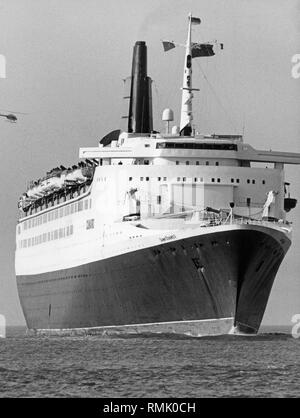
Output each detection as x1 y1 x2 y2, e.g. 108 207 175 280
86 219 95 230
78 201 83 211
84 200 89 210
71 204 75 214
70 225 74 235
157 195 162 204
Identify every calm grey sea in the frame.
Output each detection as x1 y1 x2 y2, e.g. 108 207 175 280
0 326 299 398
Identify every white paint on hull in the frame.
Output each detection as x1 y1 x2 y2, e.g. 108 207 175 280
33 317 235 337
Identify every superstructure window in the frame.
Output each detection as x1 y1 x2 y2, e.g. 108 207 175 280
231 178 234 183
247 179 250 184
216 162 219 166
186 161 189 165
236 179 240 183
217 178 221 183
196 161 200 165
129 177 133 181
176 161 179 165
252 180 255 184
156 142 238 151
206 161 209 166
212 178 215 182
262 180 266 185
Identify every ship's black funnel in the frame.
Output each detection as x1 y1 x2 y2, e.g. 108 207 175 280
127 41 153 134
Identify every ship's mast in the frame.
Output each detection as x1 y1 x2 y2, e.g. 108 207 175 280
180 13 197 136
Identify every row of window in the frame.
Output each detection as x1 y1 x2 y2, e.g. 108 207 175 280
176 161 220 166
19 225 74 249
20 199 92 232
156 142 238 151
128 177 267 185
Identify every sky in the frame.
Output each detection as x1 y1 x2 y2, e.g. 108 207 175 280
0 0 299 326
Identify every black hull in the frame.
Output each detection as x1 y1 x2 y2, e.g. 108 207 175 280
16 226 290 335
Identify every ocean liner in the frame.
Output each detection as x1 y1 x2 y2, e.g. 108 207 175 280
15 14 300 336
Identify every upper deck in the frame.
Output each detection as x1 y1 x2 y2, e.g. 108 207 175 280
79 132 300 166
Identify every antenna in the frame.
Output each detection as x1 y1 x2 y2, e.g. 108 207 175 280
180 13 195 136
161 14 223 136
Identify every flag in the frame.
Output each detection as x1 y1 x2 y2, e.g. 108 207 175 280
162 41 176 52
191 43 215 58
191 17 201 25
